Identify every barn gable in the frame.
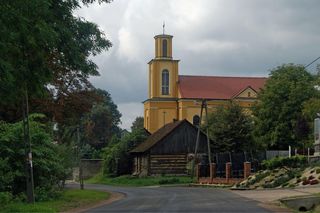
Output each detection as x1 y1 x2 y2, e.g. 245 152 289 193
149 120 208 154
131 119 208 154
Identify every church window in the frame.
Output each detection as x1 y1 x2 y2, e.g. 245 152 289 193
162 39 167 57
162 70 169 95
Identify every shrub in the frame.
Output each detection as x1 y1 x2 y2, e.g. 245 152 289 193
247 171 271 186
0 192 12 206
35 186 62 202
316 168 320 174
261 156 307 170
0 115 69 196
288 183 296 188
273 175 291 187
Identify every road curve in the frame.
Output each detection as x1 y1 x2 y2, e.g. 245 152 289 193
68 183 272 213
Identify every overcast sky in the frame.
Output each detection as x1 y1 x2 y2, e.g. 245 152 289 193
76 0 320 130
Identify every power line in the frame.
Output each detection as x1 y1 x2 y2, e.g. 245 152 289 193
305 56 320 68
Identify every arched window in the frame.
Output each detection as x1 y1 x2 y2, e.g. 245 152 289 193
162 70 169 95
162 39 167 57
193 115 200 126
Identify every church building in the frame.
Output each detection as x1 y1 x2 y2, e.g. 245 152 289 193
144 33 267 133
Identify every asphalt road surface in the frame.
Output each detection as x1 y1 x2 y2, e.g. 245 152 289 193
69 183 273 213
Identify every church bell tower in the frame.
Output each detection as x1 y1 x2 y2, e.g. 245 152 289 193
143 32 180 133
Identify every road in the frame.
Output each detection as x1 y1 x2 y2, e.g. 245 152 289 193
68 183 274 213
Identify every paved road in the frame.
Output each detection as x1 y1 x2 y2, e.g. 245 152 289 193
69 183 273 213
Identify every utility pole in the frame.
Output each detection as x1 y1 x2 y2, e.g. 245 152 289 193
77 125 84 190
22 89 35 203
204 101 212 164
191 99 212 179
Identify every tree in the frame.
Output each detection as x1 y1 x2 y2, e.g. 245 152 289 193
0 0 112 202
303 98 320 121
81 89 121 149
253 64 316 149
0 114 68 196
102 128 149 176
131 117 144 132
207 103 254 153
0 0 112 105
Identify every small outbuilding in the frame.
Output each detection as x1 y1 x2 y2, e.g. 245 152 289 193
130 119 210 176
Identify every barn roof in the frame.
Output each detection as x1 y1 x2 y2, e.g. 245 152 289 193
131 119 190 153
178 75 267 99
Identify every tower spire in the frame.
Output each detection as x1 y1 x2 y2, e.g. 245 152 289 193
163 21 165 34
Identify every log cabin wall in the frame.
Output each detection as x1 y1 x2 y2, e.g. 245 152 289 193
149 154 187 175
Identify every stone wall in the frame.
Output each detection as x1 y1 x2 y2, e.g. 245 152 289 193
80 159 103 179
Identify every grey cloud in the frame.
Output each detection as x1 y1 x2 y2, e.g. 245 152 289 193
76 0 320 129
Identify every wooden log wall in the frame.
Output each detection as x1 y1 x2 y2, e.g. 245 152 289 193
150 154 187 175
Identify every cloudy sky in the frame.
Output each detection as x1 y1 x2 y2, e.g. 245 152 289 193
76 0 320 130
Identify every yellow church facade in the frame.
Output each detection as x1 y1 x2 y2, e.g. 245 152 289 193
144 33 267 133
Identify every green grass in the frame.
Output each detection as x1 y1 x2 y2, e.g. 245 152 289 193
86 173 194 187
1 189 110 213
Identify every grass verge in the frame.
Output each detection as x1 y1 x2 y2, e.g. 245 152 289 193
1 189 110 213
86 173 194 187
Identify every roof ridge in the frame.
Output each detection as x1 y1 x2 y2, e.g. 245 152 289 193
179 75 267 79
130 119 186 153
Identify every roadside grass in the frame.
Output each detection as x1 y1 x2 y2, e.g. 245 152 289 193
86 173 194 186
1 189 110 213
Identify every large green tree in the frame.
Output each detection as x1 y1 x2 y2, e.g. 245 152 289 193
131 116 144 132
207 103 254 153
253 64 316 149
0 0 112 111
82 89 121 149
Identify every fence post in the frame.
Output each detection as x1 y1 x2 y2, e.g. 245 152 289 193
210 163 216 182
196 164 200 182
243 162 251 179
225 162 231 182
79 160 84 190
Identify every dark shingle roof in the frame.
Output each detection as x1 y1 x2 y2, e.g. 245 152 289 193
130 120 186 153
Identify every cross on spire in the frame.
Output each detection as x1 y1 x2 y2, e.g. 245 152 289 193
163 21 165 34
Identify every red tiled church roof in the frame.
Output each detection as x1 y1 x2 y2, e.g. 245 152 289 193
178 75 267 99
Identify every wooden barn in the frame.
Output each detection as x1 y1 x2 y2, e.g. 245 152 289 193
130 119 209 176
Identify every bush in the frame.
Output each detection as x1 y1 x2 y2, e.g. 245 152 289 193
0 192 12 206
261 156 307 170
35 186 62 202
0 115 69 196
273 175 291 187
288 183 296 188
246 171 271 186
